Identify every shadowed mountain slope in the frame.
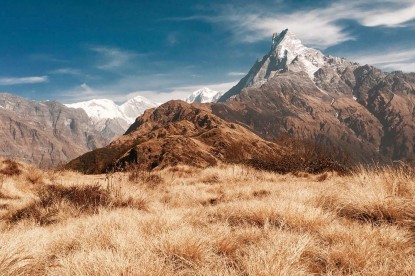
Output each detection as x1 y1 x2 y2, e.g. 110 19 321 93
0 93 106 167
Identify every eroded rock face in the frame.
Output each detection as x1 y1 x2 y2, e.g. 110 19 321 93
216 30 415 163
212 72 383 163
0 93 107 167
315 65 415 162
65 101 281 173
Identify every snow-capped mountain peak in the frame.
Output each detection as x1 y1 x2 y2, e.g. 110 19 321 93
65 94 158 135
272 29 303 51
185 87 224 103
66 99 125 122
119 95 158 122
220 29 356 102
243 29 327 88
272 29 326 79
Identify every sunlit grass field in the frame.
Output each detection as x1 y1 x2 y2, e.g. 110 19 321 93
1 158 415 275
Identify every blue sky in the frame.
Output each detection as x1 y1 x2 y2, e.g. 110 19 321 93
1 0 415 103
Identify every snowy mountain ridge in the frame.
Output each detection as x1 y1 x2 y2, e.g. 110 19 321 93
67 86 224 124
66 87 221 140
66 95 158 125
65 95 158 141
185 87 224 103
220 28 354 102
243 29 348 89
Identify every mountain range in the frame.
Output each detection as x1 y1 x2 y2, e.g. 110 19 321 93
68 29 415 173
2 29 415 169
185 87 224 103
65 96 159 141
65 88 224 140
0 93 106 167
0 88 223 166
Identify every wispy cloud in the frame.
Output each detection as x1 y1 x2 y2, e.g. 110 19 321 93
49 68 83 76
358 1 415 27
62 83 115 103
29 54 69 63
0 76 49 85
381 62 415 72
349 48 415 72
228 72 246 77
188 0 415 48
90 46 138 70
166 32 179 46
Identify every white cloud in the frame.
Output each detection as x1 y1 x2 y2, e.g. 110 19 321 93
29 54 69 63
62 83 116 103
381 62 415 72
228 72 246 76
351 49 415 66
166 32 179 46
198 0 415 48
349 48 415 72
90 46 138 70
214 8 352 48
78 83 96 96
358 1 415 27
50 68 83 76
0 76 49 85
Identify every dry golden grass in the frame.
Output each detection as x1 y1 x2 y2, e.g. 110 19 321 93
1 159 415 275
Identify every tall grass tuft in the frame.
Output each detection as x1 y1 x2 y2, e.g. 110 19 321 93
0 160 21 176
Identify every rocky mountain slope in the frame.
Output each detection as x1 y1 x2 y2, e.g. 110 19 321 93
215 29 415 163
65 101 281 173
0 93 106 167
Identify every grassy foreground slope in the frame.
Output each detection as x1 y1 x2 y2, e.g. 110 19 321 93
1 158 415 275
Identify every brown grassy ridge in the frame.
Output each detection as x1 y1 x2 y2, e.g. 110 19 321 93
1 158 415 275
